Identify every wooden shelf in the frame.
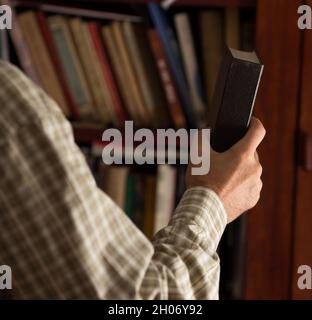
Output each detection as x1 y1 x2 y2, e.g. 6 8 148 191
72 122 104 143
109 0 257 7
11 0 256 8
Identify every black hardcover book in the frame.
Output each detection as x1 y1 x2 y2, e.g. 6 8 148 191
210 47 264 299
210 47 263 152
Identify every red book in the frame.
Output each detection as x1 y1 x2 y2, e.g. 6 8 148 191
148 29 186 129
88 22 128 124
36 11 79 119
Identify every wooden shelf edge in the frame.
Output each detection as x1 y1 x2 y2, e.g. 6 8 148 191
120 0 257 7
72 122 104 143
10 0 257 8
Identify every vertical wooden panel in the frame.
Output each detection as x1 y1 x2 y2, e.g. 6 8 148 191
291 0 312 300
244 0 302 299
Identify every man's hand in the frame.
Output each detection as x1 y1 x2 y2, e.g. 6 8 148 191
186 117 266 224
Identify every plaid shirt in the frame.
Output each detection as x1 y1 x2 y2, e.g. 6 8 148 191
0 61 227 299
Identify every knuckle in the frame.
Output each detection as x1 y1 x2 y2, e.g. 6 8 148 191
253 191 261 206
254 151 259 162
252 163 262 177
253 118 266 136
258 121 266 135
259 179 263 191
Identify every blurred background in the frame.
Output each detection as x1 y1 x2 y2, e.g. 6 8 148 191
0 0 311 300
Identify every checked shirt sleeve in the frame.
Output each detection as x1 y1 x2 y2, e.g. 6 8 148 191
142 187 227 299
0 61 227 300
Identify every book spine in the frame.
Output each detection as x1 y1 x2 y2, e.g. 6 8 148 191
9 8 41 85
125 173 135 220
200 10 224 109
88 22 128 125
69 18 110 124
99 165 129 211
112 21 150 126
148 29 186 129
174 13 206 128
148 3 197 128
241 12 256 51
102 25 142 125
0 30 9 60
84 21 117 125
123 21 156 124
154 165 176 234
48 16 94 118
143 175 156 239
225 7 240 50
132 173 145 230
174 165 187 206
17 11 70 116
124 22 171 128
36 11 78 119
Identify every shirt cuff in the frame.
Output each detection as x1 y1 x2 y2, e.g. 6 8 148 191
173 187 228 253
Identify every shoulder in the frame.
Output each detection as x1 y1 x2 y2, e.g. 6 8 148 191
0 60 66 138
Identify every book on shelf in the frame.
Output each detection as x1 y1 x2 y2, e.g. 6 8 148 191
225 7 240 50
123 21 170 128
174 13 206 128
241 9 256 51
148 3 197 128
0 30 9 60
48 15 95 119
148 29 186 129
112 21 151 126
200 9 224 113
132 172 145 229
99 164 129 210
102 24 143 126
88 22 128 125
8 7 41 85
154 165 176 234
143 174 156 239
125 172 135 219
70 17 117 125
36 11 78 118
17 11 70 116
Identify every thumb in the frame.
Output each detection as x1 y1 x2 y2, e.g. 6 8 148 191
232 117 266 154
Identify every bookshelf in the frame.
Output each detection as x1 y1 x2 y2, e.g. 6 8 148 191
1 0 309 300
6 0 257 144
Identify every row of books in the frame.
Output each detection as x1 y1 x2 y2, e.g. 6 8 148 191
82 146 186 239
7 3 255 129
